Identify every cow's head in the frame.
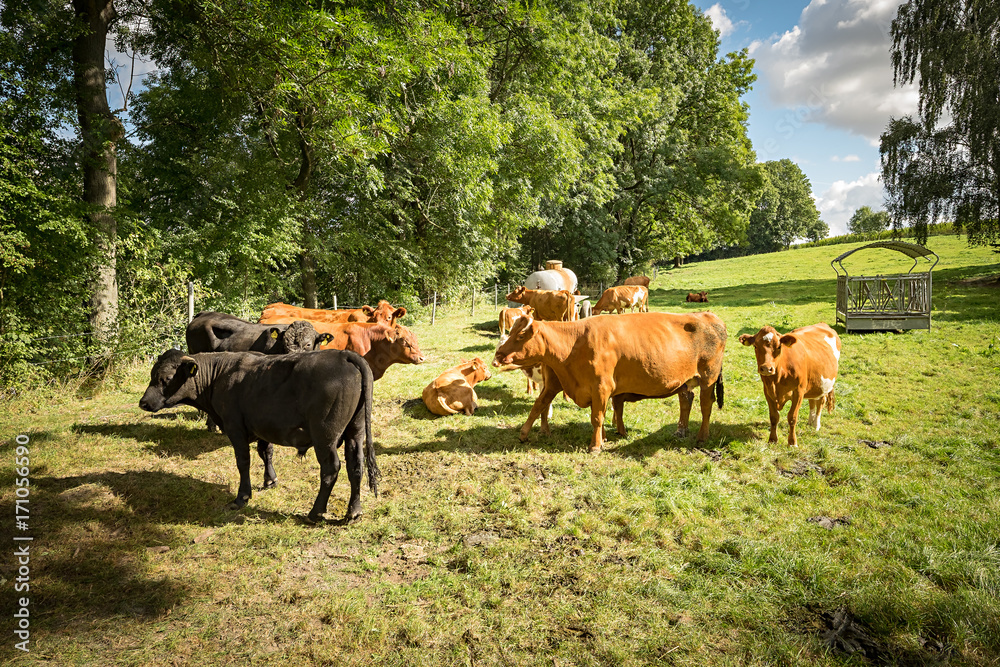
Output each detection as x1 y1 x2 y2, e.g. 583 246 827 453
467 357 492 383
739 326 790 376
281 320 334 353
139 349 200 412
493 316 543 367
505 286 527 303
372 300 407 325
383 324 425 364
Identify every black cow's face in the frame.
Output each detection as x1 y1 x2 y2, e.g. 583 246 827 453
280 320 332 353
139 349 199 412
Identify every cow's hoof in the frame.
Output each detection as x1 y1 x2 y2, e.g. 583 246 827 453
260 480 278 491
227 494 250 511
518 432 530 442
305 512 325 525
673 429 688 439
589 446 602 454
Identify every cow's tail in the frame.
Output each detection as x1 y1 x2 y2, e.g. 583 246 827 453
349 352 380 497
436 395 460 415
828 387 836 413
714 371 725 409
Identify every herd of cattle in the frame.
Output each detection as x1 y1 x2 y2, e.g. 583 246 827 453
139 279 841 523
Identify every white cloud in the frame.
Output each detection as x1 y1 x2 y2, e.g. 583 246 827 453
705 4 737 38
831 154 861 162
815 172 886 235
751 0 918 141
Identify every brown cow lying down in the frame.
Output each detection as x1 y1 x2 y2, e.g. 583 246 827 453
623 275 651 287
493 312 727 453
506 286 575 322
499 305 533 340
422 358 492 416
686 291 708 303
593 285 648 315
260 300 406 326
739 323 840 447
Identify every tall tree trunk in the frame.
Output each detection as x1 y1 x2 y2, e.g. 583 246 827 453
73 0 123 355
293 108 318 308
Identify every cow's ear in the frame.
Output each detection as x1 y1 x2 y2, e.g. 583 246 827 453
268 327 280 340
384 327 398 343
738 334 755 346
362 305 375 315
392 307 406 319
780 334 797 347
317 333 333 345
179 356 199 377
521 317 536 336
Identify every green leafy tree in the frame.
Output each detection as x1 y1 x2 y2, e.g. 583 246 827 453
803 217 830 243
746 159 821 252
881 0 1000 248
847 206 891 236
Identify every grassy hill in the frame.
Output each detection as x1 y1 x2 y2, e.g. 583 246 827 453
2 235 999 665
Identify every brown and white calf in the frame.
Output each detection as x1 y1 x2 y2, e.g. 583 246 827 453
422 358 492 416
739 323 841 447
499 305 533 341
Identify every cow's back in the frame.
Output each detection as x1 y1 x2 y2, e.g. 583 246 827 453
786 324 840 378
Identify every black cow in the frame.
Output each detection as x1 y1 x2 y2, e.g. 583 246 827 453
139 348 379 523
186 311 332 355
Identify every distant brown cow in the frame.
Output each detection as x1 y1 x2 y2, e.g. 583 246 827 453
593 285 648 315
260 301 406 326
499 305 533 340
623 276 651 287
422 358 492 416
686 291 708 303
506 286 575 322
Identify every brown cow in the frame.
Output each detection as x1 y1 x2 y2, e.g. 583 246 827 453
592 285 648 315
422 358 492 416
310 321 425 380
493 312 727 453
739 323 841 447
505 286 575 322
499 305 533 340
260 301 406 326
686 291 708 303
623 276 651 287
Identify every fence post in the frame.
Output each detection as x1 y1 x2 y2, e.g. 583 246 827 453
333 295 338 310
470 288 476 318
431 292 437 326
494 283 498 310
187 281 194 323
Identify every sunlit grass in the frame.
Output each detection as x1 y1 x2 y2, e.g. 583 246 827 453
1 235 998 665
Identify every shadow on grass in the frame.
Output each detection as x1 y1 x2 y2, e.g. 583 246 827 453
73 422 227 459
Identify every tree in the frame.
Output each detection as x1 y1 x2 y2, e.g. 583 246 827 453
880 0 1000 248
803 218 830 243
746 159 821 252
847 206 890 236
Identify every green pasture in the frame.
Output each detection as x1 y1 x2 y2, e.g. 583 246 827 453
2 235 999 665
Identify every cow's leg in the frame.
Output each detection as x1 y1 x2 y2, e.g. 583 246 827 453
341 430 365 522
809 397 825 431
675 387 694 438
766 397 780 444
257 440 278 489
589 383 614 452
307 441 341 523
696 383 714 443
226 431 254 511
520 382 560 441
467 387 479 415
611 395 627 436
786 392 804 447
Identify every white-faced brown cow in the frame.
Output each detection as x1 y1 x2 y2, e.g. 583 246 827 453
422 358 492 416
493 312 727 453
505 286 575 322
739 323 841 447
592 285 648 315
499 305 533 341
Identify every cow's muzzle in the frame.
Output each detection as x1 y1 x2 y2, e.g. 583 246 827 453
758 365 776 376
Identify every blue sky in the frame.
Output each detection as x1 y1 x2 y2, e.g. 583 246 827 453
692 0 917 235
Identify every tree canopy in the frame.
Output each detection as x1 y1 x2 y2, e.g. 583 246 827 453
881 0 1000 248
745 159 822 253
847 206 891 237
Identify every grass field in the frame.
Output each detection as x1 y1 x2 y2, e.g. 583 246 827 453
2 235 999 666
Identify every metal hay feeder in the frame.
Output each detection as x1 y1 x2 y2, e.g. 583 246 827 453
831 240 939 332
